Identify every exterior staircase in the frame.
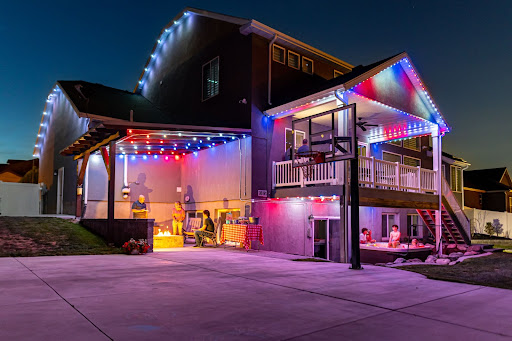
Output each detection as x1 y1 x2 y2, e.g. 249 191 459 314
416 177 471 246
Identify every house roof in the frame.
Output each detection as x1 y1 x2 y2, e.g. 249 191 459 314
0 159 38 177
57 81 173 124
464 168 512 191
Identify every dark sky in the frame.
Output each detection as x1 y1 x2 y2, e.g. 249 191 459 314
1 0 511 170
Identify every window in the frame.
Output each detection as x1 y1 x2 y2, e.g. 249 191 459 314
202 57 219 101
288 51 300 69
216 208 240 224
407 214 423 237
186 211 203 226
334 70 343 78
387 140 402 147
403 156 420 167
403 137 420 151
285 128 305 151
382 213 397 240
509 197 512 213
273 45 286 64
382 151 401 163
450 165 462 192
358 142 368 157
302 56 314 74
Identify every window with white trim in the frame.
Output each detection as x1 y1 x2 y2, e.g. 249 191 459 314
288 51 300 69
387 140 402 147
403 156 420 167
285 128 305 151
403 137 420 151
202 57 219 101
382 213 397 240
273 45 286 64
450 165 463 192
382 151 401 163
302 56 313 74
407 214 423 237
334 70 343 78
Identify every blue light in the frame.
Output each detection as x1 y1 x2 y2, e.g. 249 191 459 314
199 140 202 143
174 147 177 150
153 155 158 159
131 155 136 160
193 137 197 141
219 133 223 137
231 136 235 140
242 135 246 138
193 152 198 156
223 141 226 144
185 146 188 149
207 137 210 140
143 155 147 160
197 147 200 149
119 155 124 159
151 54 155 58
187 143 190 146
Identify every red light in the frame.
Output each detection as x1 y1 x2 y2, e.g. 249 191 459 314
146 141 149 144
182 153 185 155
160 151 162 154
128 129 132 133
146 135 149 138
130 141 134 144
135 151 138 154
171 152 174 154
147 152 151 155
160 140 163 144
174 155 179 160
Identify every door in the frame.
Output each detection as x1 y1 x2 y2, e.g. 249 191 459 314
56 167 64 214
313 218 341 261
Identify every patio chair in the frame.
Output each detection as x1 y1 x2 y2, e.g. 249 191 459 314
202 220 221 247
183 217 202 243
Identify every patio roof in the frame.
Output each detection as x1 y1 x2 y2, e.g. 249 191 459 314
264 52 450 142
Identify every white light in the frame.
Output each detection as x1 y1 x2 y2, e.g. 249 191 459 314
147 146 151 150
145 68 148 71
43 111 47 115
119 147 123 150
199 140 202 143
153 155 158 159
207 137 210 140
151 54 155 58
139 81 143 84
131 155 136 160
143 155 147 160
160 148 164 151
219 133 223 137
174 21 178 24
193 137 197 141
119 155 124 159
134 146 138 150
178 133 182 136
157 40 161 44
231 137 235 140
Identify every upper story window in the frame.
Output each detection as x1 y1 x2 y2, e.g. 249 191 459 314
382 151 401 164
288 51 300 69
403 137 420 151
285 128 305 151
334 70 343 78
387 140 402 147
450 165 463 192
273 45 286 64
302 57 314 75
202 57 219 101
403 156 420 167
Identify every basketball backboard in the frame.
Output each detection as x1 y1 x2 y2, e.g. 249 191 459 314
292 103 356 168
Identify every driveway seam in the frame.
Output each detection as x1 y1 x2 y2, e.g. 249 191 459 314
14 257 113 341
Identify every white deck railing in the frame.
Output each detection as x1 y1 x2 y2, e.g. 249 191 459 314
272 156 437 194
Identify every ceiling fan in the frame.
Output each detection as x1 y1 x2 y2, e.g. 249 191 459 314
356 117 378 131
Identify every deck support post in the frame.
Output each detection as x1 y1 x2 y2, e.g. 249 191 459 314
107 141 116 231
432 127 443 256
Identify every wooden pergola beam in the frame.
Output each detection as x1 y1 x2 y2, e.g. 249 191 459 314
73 131 120 160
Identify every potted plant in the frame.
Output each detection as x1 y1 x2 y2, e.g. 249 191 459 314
122 238 150 255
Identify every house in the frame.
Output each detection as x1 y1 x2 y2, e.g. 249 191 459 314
0 159 38 183
464 168 512 237
34 7 471 261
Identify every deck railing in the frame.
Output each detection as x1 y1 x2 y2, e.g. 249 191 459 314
272 156 437 194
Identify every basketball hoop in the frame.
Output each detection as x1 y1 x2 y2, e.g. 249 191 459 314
295 151 325 179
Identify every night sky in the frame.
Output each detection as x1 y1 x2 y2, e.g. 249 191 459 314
1 1 510 171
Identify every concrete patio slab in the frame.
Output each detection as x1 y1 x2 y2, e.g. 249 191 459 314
2 248 511 340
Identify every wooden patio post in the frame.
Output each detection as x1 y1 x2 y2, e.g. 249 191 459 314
75 152 90 218
108 141 116 231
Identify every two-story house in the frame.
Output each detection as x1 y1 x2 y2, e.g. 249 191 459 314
34 7 471 261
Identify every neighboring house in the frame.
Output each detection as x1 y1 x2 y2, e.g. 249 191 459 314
0 159 38 183
464 168 512 237
464 168 512 212
34 7 471 260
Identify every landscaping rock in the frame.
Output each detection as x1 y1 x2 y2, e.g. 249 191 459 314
449 261 458 265
446 244 457 249
439 254 449 259
467 244 484 253
457 244 468 251
436 258 451 265
464 251 479 256
425 255 437 263
448 252 464 260
406 258 423 263
386 262 395 266
394 257 406 264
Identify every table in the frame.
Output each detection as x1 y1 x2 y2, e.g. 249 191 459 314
220 224 264 250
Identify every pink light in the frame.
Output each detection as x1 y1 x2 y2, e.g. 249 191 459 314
165 156 169 160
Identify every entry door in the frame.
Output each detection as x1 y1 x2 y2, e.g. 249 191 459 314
313 219 341 261
56 167 64 214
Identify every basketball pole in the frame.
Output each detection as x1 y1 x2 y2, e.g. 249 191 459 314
349 105 362 270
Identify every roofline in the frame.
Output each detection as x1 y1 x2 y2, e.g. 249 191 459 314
463 187 485 193
101 120 252 134
240 20 353 70
134 8 250 93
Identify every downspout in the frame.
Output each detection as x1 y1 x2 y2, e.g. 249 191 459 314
268 34 278 106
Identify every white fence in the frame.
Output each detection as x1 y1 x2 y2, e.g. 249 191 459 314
465 208 512 238
273 156 437 194
0 181 41 216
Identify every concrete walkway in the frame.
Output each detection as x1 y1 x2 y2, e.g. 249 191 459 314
1 248 511 341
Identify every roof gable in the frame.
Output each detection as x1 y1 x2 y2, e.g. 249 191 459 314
501 169 512 187
464 167 512 191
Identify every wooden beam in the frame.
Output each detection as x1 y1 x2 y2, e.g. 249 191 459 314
77 152 90 186
73 131 120 160
100 147 110 181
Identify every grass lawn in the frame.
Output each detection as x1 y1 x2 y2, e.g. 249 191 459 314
0 217 123 257
473 239 512 250
396 253 512 290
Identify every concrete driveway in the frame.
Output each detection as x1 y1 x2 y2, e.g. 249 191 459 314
1 248 511 340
